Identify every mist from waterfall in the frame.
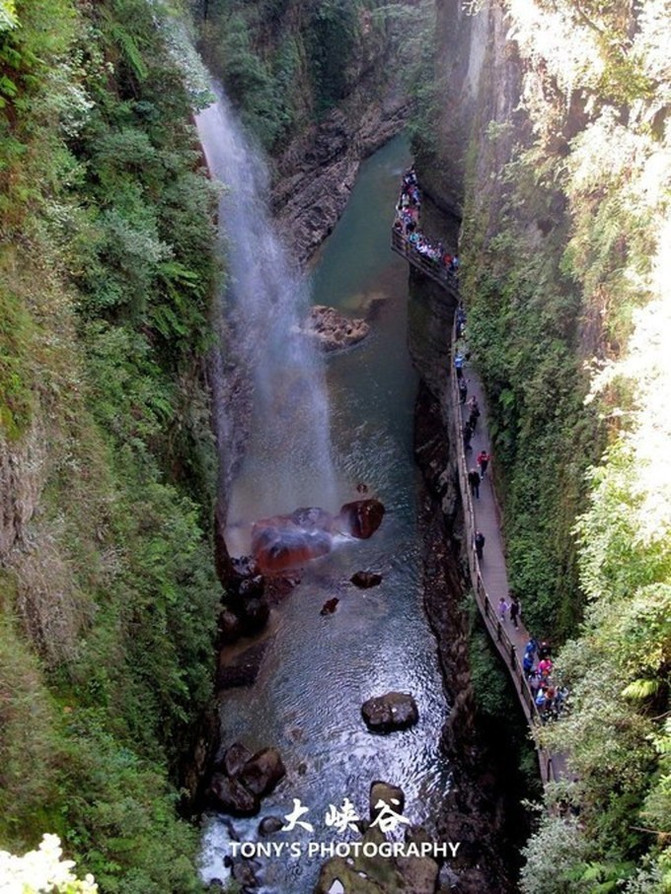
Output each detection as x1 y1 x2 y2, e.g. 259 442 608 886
196 90 337 546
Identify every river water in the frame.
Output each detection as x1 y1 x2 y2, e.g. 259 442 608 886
200 133 451 892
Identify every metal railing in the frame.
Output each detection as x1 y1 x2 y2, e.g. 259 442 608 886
449 324 559 785
391 228 460 292
390 206 561 785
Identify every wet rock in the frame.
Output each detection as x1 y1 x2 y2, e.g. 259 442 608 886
291 506 333 531
232 858 259 889
350 571 383 589
238 595 270 635
361 692 419 733
217 641 269 689
251 521 332 573
230 555 262 578
250 501 386 573
265 574 301 602
370 781 405 822
221 742 253 779
303 305 370 353
237 747 286 797
219 609 242 643
258 815 284 836
209 773 260 816
320 597 339 615
237 574 265 600
337 499 385 539
395 853 440 894
315 828 405 893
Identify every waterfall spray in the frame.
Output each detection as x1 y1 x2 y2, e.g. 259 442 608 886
196 90 337 550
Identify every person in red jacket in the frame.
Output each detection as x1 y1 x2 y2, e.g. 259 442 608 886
477 449 491 479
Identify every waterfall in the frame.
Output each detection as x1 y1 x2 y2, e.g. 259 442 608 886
196 90 337 550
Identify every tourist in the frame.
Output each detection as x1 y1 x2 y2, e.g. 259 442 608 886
458 378 468 404
454 352 464 379
477 449 491 478
468 397 480 430
468 468 481 499
524 637 538 658
509 596 520 628
463 421 473 452
456 306 466 338
474 530 485 560
498 596 509 621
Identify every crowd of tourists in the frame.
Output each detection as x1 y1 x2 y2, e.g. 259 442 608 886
455 303 569 724
394 168 460 276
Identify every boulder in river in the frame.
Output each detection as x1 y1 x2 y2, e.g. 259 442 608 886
337 499 385 539
237 747 286 797
369 781 405 822
361 692 419 733
209 773 260 816
221 742 253 778
303 305 370 353
219 609 243 643
350 571 382 588
320 597 339 615
251 520 332 573
237 595 270 635
258 815 284 836
250 499 385 573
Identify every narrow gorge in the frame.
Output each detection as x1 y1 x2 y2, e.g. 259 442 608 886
0 1 669 893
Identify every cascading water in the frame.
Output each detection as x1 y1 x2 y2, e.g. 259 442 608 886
196 90 337 549
196 120 452 892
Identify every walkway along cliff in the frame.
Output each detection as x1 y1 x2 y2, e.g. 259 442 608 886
393 207 566 788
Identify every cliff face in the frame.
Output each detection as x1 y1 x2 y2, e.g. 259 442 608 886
428 0 671 888
197 0 425 263
0 1 221 887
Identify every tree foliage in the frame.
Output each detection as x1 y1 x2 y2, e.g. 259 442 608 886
431 0 671 886
0 0 221 888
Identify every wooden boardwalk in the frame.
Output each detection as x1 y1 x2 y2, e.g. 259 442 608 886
393 227 566 785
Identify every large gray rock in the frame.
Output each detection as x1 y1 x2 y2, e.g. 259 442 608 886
361 692 419 733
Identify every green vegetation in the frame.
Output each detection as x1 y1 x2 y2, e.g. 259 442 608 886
0 0 221 889
195 0 421 149
426 0 671 888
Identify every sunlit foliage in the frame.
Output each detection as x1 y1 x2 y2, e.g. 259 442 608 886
445 0 671 886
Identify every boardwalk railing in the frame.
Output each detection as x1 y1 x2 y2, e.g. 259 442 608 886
449 326 559 785
391 228 459 291
392 209 561 786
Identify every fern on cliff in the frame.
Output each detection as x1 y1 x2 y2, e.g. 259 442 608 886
0 0 221 888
